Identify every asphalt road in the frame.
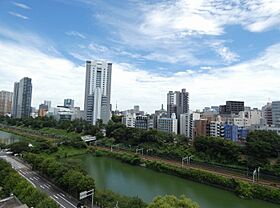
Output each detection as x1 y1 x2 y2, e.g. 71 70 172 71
0 153 80 208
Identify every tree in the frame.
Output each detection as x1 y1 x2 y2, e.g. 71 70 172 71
148 195 199 208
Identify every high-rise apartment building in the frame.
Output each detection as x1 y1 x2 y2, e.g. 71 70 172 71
272 101 280 127
167 89 189 134
84 60 112 125
64 98 74 109
0 91 13 116
12 77 32 118
167 89 189 118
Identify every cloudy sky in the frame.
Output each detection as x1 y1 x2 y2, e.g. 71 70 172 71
0 0 279 113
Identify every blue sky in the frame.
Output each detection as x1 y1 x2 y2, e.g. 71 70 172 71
0 0 280 112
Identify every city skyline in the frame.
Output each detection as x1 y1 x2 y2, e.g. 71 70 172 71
0 1 280 112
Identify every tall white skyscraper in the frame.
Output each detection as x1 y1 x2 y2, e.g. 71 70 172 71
84 60 112 125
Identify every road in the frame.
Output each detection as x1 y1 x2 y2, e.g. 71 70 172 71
0 153 80 208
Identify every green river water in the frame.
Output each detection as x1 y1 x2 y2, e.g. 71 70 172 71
0 130 22 145
76 154 280 208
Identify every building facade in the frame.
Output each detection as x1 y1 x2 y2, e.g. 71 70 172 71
219 101 244 115
135 115 149 130
64 99 74 109
157 113 177 134
0 91 13 116
84 60 112 125
12 77 32 118
224 124 238 142
272 101 280 127
38 104 48 117
122 113 136 128
262 103 273 126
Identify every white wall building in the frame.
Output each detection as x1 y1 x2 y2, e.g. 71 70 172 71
157 113 177 134
84 60 112 125
122 113 136 128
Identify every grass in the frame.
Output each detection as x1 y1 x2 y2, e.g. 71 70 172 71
53 146 88 158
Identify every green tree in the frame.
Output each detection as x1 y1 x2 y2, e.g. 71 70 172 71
148 195 199 208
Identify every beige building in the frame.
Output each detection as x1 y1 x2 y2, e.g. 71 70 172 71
0 90 13 116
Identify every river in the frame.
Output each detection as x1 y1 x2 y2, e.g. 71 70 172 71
75 154 279 208
0 130 22 145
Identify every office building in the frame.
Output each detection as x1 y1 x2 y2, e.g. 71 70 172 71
84 60 112 125
224 124 238 142
64 99 74 109
157 113 177 134
0 91 13 116
193 119 208 138
262 103 273 126
44 100 51 109
122 113 136 128
12 77 32 118
180 113 190 137
219 101 244 115
135 115 149 130
272 101 280 127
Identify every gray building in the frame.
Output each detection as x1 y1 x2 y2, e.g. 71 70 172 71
219 101 244 115
64 98 74 109
12 77 32 118
272 101 280 127
167 89 189 134
135 115 148 130
84 60 112 125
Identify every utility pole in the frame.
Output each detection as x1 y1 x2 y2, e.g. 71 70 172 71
252 169 257 183
257 167 261 181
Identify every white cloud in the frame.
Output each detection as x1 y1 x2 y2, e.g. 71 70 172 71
109 41 280 113
0 41 85 108
1 27 279 113
210 41 239 64
138 0 280 38
13 2 31 10
65 31 86 39
8 11 29 20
